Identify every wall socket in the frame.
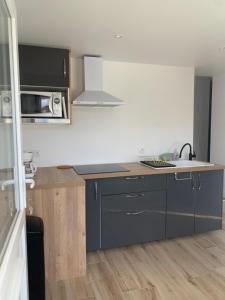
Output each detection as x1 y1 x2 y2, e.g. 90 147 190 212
138 148 145 155
24 149 40 158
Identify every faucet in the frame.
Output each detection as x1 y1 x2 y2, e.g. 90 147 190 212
179 143 196 161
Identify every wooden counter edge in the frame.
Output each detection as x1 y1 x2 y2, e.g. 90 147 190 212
26 167 86 281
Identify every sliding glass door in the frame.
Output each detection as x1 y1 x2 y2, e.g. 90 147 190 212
0 0 17 259
0 0 28 299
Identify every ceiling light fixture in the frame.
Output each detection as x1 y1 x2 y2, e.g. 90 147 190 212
113 34 123 39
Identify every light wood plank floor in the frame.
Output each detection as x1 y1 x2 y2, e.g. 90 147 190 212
46 208 225 300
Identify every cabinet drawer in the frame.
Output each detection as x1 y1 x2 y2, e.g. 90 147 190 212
101 210 166 249
100 174 166 195
102 191 166 211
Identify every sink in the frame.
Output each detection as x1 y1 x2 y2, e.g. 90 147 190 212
168 160 214 168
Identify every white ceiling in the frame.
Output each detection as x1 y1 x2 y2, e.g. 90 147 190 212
16 0 225 75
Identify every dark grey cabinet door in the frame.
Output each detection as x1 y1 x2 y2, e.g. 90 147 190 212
19 45 69 87
194 170 224 233
166 172 195 238
101 191 166 249
86 180 101 252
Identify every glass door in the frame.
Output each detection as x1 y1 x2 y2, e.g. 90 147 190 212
0 0 18 261
0 0 28 299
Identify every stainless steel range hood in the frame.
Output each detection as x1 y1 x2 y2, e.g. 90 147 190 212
73 56 123 107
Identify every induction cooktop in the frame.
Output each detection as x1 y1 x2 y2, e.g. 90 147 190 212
73 164 129 175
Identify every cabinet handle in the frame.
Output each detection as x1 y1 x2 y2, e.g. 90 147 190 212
125 176 143 180
198 174 201 190
192 176 195 190
94 181 98 201
126 211 145 216
63 58 67 77
174 173 192 181
126 193 144 198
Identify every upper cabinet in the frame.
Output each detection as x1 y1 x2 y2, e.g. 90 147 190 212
18 45 70 87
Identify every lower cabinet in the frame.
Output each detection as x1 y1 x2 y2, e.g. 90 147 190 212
166 170 224 239
101 191 166 249
86 170 224 252
195 170 223 233
166 172 195 238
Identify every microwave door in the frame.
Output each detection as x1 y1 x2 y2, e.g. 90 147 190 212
21 93 53 117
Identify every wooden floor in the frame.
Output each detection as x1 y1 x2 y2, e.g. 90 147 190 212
47 209 225 299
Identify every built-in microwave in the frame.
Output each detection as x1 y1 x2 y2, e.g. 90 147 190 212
20 91 63 118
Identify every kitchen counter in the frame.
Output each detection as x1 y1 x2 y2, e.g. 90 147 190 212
26 167 86 282
27 162 225 281
32 162 225 186
78 162 225 180
32 166 85 189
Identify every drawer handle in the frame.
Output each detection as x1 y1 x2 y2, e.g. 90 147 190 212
126 193 144 198
174 173 192 181
125 176 143 180
126 211 145 216
94 181 98 201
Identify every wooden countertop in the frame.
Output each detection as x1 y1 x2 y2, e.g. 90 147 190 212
79 162 225 180
32 162 225 189
32 167 85 189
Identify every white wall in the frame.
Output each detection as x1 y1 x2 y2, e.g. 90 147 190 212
211 72 225 195
22 59 194 167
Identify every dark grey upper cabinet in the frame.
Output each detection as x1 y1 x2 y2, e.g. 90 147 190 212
19 45 70 87
194 170 224 233
166 172 195 239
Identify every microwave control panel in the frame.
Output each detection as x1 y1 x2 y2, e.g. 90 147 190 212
52 93 63 117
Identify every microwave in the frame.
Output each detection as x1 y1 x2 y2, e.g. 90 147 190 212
20 91 63 118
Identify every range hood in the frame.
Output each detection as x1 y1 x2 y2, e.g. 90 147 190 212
73 56 123 107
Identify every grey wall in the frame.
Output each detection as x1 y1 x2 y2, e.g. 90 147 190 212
193 76 212 162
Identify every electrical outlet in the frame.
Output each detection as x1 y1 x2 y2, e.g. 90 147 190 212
138 148 145 155
24 149 40 158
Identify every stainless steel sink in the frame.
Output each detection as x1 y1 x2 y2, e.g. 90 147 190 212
168 160 214 168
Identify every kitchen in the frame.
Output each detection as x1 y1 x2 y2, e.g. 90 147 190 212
1 0 225 299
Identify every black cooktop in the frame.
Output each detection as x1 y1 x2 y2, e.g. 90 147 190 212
73 164 129 175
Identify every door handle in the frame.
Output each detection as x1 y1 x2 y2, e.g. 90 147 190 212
94 181 98 201
174 173 192 181
25 178 35 189
198 174 201 190
0 179 15 191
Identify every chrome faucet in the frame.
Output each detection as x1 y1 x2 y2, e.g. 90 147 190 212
179 143 196 161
